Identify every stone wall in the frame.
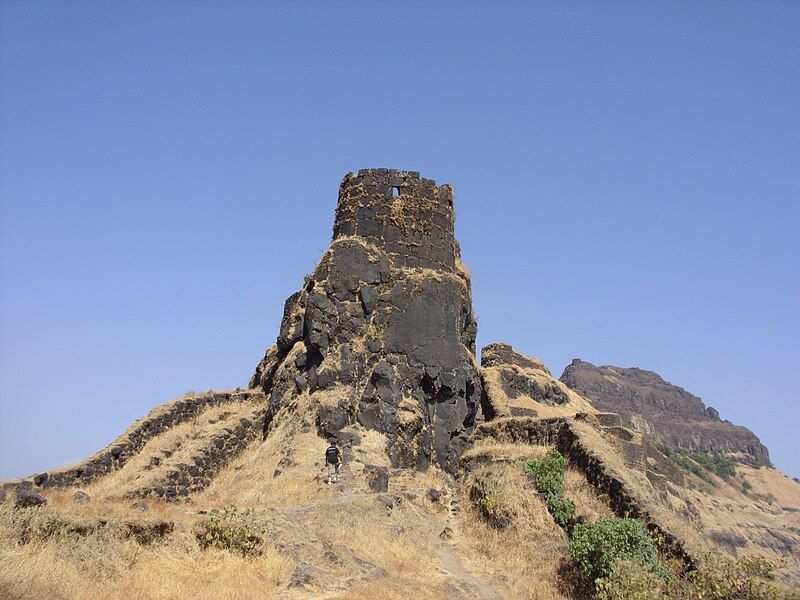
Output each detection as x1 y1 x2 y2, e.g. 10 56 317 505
469 414 694 569
124 405 267 500
3 390 265 493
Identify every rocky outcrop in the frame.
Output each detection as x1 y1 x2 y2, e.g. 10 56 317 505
479 344 595 420
250 169 481 473
559 360 770 466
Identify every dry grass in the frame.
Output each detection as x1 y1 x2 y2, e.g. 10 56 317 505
0 501 293 600
480 362 596 420
331 576 455 599
461 440 552 464
459 463 571 599
86 403 253 499
563 467 614 523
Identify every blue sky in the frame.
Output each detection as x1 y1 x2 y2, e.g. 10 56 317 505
1 1 798 479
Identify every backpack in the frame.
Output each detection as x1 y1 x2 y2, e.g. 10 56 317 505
325 446 340 464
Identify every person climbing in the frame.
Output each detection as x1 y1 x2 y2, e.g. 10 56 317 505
325 440 341 483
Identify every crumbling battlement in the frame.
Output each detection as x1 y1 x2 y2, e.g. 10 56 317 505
2 389 265 494
470 415 695 570
333 168 459 272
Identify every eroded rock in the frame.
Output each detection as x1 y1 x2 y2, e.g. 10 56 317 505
15 491 47 508
250 169 481 473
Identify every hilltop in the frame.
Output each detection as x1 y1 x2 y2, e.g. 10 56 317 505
1 170 798 599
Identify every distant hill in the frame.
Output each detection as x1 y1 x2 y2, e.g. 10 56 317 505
560 359 770 466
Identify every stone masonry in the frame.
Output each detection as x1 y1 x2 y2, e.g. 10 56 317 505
250 169 481 473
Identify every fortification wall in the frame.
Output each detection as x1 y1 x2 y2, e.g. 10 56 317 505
333 168 458 271
470 415 695 570
3 389 265 493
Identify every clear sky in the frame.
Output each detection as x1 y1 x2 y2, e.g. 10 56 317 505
1 1 798 480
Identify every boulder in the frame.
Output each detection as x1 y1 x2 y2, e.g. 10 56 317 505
15 490 47 508
71 491 91 503
363 464 389 493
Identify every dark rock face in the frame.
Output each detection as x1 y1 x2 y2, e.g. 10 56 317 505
15 490 47 508
363 464 389 493
251 169 481 473
559 359 770 466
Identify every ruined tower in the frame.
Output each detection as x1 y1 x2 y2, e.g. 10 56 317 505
251 169 481 472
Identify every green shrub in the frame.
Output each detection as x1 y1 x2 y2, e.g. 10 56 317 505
596 553 782 600
523 449 577 528
523 449 569 496
480 491 504 516
475 487 513 530
570 517 663 584
545 493 576 528
198 507 264 556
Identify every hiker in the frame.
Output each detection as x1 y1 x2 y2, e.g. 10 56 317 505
325 441 341 482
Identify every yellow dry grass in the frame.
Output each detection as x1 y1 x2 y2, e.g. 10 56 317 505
0 501 293 600
458 462 571 599
461 440 552 464
563 467 614 523
87 403 252 499
480 362 596 420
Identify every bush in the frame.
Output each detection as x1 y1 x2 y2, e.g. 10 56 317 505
545 493 576 528
523 449 569 496
677 553 781 600
524 449 576 528
596 560 670 600
477 489 513 530
596 553 782 600
198 508 264 556
570 517 663 584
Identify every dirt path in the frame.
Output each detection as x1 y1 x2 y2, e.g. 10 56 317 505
272 485 499 599
412 505 500 600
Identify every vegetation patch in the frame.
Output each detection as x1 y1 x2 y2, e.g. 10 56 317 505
357 322 387 339
545 494 576 528
523 449 576 528
656 444 736 483
198 508 265 556
570 517 666 584
595 553 782 600
523 448 569 496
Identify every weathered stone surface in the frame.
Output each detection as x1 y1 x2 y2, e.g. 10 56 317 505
479 344 594 420
71 491 91 503
289 563 321 588
19 389 265 491
363 464 389 493
15 490 47 508
250 169 481 473
560 359 770 465
125 520 174 544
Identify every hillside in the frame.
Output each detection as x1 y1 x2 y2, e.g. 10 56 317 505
2 169 798 599
560 360 770 466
